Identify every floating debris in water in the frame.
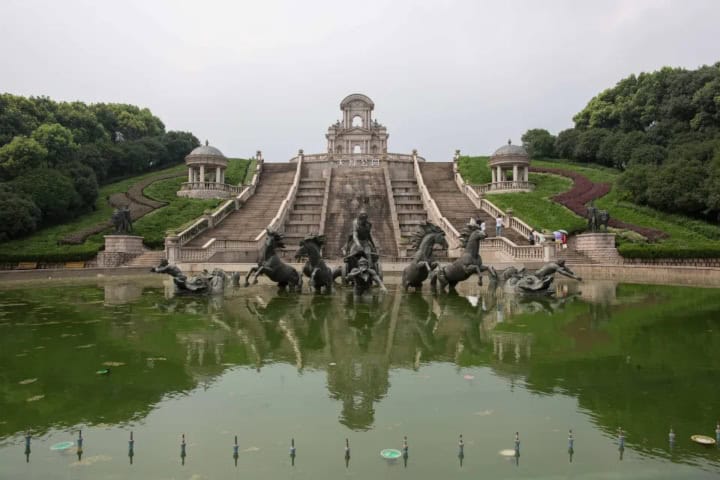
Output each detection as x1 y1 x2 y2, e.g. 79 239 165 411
50 441 74 451
473 409 494 416
26 395 45 402
34 346 45 349
463 374 475 380
499 449 516 456
76 344 96 349
329 362 337 366
70 454 112 467
147 356 167 361
60 333 80 338
15 353 28 357
19 378 37 385
242 446 260 453
102 361 125 367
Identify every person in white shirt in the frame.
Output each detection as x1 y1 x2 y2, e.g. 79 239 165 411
495 215 504 237
480 220 486 233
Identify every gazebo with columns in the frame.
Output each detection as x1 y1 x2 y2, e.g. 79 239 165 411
486 140 533 193
177 141 247 199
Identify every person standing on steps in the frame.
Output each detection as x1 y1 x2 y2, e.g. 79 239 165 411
495 215 504 237
479 220 486 234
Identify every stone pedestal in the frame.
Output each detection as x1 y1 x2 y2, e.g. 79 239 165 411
575 233 621 264
97 235 145 267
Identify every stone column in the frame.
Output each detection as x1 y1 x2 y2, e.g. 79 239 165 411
524 167 529 182
199 165 205 183
216 166 222 184
496 166 502 183
513 165 518 184
188 167 193 183
491 168 496 183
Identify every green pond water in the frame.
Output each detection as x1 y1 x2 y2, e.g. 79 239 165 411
1 277 719 479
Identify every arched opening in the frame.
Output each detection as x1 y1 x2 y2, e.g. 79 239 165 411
336 145 343 153
352 115 363 128
353 145 362 154
371 145 378 154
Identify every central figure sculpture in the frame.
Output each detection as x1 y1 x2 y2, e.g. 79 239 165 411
335 210 383 282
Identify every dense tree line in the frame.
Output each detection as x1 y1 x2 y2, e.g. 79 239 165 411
521 63 720 220
0 94 199 240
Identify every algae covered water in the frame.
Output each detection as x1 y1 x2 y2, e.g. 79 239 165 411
0 277 719 478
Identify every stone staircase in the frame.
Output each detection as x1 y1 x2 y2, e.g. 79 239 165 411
389 177 449 259
279 176 328 258
419 162 529 245
322 168 398 259
185 163 297 247
124 250 165 268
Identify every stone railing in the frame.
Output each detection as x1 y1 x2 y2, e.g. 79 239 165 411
165 160 264 262
179 182 246 194
481 236 547 261
318 168 332 235
414 156 462 254
382 163 404 251
471 181 534 194
291 152 425 165
254 154 304 242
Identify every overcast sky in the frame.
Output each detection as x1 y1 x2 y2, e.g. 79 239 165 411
1 0 719 161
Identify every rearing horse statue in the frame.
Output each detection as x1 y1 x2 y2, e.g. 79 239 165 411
429 223 493 293
295 233 334 293
401 222 448 292
244 229 302 291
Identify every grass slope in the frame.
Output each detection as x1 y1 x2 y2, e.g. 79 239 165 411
458 157 720 254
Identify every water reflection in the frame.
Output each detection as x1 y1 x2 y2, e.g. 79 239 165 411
0 278 719 471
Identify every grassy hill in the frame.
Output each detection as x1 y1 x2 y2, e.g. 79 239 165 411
0 159 252 263
458 156 720 257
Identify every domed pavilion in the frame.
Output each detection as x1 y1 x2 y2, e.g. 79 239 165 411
178 141 244 199
487 140 533 192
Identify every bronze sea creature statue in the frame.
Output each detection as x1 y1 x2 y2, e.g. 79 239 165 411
401 221 448 292
295 233 334 293
151 260 231 295
493 259 582 296
245 229 302 292
429 223 493 293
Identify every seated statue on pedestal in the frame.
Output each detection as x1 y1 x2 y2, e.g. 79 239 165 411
335 210 383 282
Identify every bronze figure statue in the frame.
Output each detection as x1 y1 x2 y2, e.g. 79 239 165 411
111 206 133 234
335 210 383 282
245 229 302 291
491 259 582 295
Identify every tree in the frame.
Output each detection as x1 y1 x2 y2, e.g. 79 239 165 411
629 144 667 166
645 157 708 214
162 131 200 165
0 136 48 180
573 129 609 163
521 129 556 158
12 168 82 223
0 185 41 241
31 123 78 167
554 128 580 159
63 161 99 210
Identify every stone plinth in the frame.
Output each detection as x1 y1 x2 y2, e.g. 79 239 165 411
104 235 145 253
97 235 145 267
575 233 621 264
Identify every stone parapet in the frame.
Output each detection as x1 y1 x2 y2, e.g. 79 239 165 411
623 257 720 268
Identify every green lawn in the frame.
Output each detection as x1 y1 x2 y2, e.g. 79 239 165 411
485 173 586 234
459 157 720 253
224 158 254 185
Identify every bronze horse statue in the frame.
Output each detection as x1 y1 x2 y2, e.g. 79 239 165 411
429 223 493 293
295 233 334 293
245 229 302 291
401 222 448 292
587 202 610 232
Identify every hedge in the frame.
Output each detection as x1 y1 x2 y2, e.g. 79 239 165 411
618 243 720 259
0 247 99 263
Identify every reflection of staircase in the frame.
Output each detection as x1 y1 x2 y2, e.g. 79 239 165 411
323 168 398 259
419 162 528 245
280 176 328 258
186 163 296 246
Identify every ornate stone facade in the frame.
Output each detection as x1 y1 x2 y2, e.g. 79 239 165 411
326 94 388 155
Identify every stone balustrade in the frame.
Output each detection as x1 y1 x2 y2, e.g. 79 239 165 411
471 181 535 193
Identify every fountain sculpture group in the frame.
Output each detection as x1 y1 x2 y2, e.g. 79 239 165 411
151 212 582 296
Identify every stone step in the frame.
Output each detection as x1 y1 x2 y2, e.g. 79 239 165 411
124 250 165 267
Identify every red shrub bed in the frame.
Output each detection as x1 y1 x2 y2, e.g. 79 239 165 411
531 166 667 241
